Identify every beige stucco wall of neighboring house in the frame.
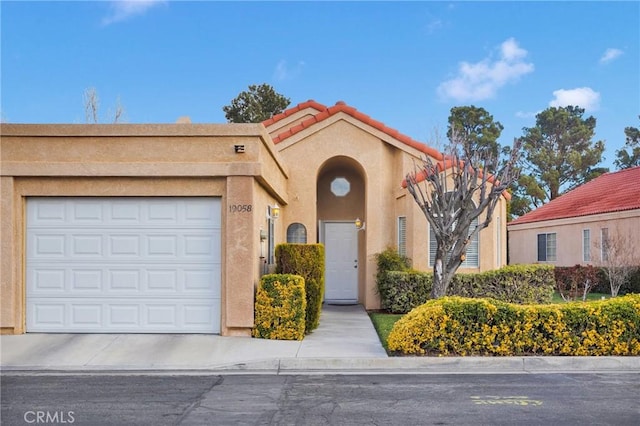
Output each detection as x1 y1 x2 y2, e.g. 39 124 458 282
508 209 640 266
0 124 288 336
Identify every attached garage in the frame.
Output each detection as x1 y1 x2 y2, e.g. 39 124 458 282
26 197 221 333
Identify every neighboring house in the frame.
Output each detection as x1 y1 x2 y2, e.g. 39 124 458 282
0 100 508 337
508 166 640 266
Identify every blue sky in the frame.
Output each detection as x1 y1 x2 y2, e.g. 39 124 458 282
2 1 638 169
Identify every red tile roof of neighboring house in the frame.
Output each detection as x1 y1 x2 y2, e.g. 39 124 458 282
263 100 443 160
508 166 640 226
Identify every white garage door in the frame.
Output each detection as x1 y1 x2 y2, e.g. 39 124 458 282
26 197 221 333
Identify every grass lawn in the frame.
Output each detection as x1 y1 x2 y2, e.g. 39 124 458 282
550 291 610 303
368 312 403 352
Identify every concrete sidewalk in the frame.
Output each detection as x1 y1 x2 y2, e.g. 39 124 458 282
2 304 639 374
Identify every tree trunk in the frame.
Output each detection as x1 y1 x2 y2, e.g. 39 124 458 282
431 259 447 298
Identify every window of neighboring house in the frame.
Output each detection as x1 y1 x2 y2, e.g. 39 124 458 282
286 223 307 244
397 216 407 257
537 233 557 262
601 228 609 262
429 217 479 268
583 229 591 262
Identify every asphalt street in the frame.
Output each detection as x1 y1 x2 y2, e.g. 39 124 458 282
2 373 639 425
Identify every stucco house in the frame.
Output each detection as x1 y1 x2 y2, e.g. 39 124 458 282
508 166 640 266
1 100 508 336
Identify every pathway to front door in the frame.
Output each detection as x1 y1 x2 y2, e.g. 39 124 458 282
323 222 358 303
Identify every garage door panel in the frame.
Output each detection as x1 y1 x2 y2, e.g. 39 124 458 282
28 298 220 332
30 230 220 260
29 264 220 297
29 198 223 227
27 197 221 333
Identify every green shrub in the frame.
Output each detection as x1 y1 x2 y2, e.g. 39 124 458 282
388 294 640 356
253 274 306 340
592 266 640 295
276 244 325 333
377 270 432 314
374 247 411 277
448 264 555 304
377 264 555 314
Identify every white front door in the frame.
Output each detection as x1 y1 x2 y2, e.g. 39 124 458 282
323 222 358 303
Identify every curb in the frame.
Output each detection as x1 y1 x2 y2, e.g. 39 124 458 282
3 356 639 375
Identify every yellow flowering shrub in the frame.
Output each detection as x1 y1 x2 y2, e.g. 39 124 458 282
387 295 640 356
253 274 306 340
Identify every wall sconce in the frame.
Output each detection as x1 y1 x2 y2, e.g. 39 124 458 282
268 203 280 220
234 145 245 153
355 217 365 231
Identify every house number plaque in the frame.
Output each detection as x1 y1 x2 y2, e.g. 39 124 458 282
229 204 252 213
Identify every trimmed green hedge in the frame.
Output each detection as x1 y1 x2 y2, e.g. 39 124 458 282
388 295 640 356
253 274 306 340
448 264 555 304
377 271 432 314
376 264 555 314
276 244 325 333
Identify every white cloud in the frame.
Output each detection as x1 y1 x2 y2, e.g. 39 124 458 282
549 87 601 111
102 0 166 26
437 38 534 102
599 48 623 64
426 18 444 33
515 111 537 119
274 60 305 81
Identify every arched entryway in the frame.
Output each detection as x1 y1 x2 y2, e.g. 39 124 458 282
317 156 366 304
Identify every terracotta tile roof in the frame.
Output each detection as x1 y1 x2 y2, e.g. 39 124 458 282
261 100 327 127
263 100 443 160
509 166 640 226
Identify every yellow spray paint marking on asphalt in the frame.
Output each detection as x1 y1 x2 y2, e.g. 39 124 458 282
470 396 543 406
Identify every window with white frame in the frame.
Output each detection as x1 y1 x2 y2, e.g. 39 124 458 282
397 216 407 257
583 229 591 262
601 228 609 261
537 233 557 262
429 217 479 268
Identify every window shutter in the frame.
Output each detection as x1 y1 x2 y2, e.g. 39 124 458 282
398 217 406 257
429 217 479 268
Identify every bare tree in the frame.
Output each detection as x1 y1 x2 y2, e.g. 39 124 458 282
595 231 638 297
405 133 521 298
83 87 125 123
83 87 100 123
110 96 125 124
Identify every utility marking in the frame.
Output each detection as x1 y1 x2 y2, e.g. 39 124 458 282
470 396 543 406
